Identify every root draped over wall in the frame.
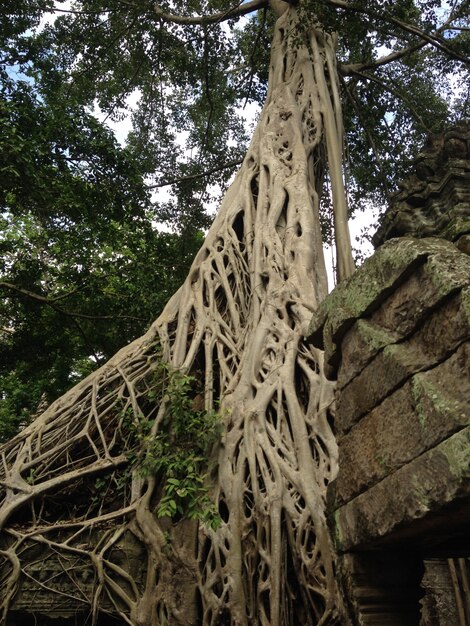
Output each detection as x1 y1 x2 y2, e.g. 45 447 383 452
0 6 352 625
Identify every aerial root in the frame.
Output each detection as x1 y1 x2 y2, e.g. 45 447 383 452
0 7 348 625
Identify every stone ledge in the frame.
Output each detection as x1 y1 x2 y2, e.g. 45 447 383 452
338 240 470 388
308 238 468 381
332 426 470 552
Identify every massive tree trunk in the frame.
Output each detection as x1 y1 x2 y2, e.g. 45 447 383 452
0 4 353 625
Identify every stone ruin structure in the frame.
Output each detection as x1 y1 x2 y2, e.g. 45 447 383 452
309 121 470 625
4 532 146 625
2 123 469 625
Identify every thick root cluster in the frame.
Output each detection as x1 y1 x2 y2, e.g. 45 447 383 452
0 8 349 626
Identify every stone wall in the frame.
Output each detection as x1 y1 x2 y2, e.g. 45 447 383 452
309 236 469 624
310 237 469 551
309 122 470 625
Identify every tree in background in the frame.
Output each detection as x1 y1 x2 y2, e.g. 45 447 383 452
0 10 206 438
0 1 468 625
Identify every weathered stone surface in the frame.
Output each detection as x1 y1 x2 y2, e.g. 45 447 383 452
336 289 470 433
420 559 463 626
332 342 470 506
309 237 450 347
337 247 470 388
456 232 470 255
441 216 470 243
371 248 470 337
372 122 470 247
309 237 467 380
321 124 470 626
333 426 470 552
337 320 398 389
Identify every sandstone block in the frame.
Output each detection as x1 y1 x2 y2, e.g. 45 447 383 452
337 250 470 388
336 290 470 433
456 233 470 255
309 238 451 347
420 559 463 626
332 342 469 506
309 237 467 380
338 320 398 389
332 426 470 552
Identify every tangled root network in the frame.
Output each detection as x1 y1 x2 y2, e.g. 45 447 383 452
0 8 351 626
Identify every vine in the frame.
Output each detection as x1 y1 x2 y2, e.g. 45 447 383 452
125 361 221 528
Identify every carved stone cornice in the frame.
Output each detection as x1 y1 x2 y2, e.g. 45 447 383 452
373 122 470 247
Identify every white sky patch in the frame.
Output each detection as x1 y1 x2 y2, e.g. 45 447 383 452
349 207 378 258
38 0 72 30
93 90 142 146
324 208 377 293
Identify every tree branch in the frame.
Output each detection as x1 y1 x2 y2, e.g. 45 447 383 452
0 282 147 322
346 69 432 133
327 0 470 66
341 76 390 198
1 282 63 305
147 158 244 188
152 0 268 26
341 39 426 75
242 7 268 107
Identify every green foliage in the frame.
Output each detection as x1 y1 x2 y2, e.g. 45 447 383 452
0 216 203 439
3 0 467 216
0 76 149 223
0 74 205 438
127 363 221 529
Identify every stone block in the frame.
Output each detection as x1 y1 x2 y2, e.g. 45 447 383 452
420 559 463 626
456 233 470 255
337 249 470 388
338 320 398 390
309 238 450 347
333 342 469 506
309 237 467 380
333 426 470 552
371 250 470 338
441 216 470 243
336 290 470 433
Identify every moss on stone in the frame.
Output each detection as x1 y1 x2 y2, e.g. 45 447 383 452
411 378 428 429
441 217 470 242
440 427 470 479
460 286 470 324
309 237 456 348
410 376 465 432
424 251 470 299
356 320 396 352
333 508 343 549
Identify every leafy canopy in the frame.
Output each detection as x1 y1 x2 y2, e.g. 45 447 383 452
22 0 468 202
